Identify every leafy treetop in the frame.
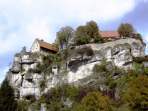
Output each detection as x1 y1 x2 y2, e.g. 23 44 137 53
118 23 134 37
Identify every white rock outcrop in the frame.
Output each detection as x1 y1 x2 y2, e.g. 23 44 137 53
6 38 146 99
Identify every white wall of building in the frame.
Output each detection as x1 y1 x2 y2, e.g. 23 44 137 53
31 40 40 53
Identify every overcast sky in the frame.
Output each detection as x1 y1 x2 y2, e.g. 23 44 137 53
0 0 148 83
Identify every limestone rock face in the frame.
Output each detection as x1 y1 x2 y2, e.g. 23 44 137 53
67 38 145 83
19 73 43 98
67 61 100 83
6 50 44 98
11 62 21 73
6 38 145 99
112 44 132 67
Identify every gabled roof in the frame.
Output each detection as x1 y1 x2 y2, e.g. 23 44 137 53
36 39 58 52
100 31 120 39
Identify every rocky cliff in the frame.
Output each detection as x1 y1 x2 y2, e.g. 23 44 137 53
6 38 146 99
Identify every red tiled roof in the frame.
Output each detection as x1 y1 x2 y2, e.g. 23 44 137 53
100 31 120 38
36 39 58 52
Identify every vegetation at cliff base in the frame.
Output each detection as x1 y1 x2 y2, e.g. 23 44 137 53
122 75 148 111
35 61 148 111
73 91 112 111
0 79 17 111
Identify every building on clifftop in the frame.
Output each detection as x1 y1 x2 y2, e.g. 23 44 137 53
100 31 144 43
100 31 120 42
30 39 58 54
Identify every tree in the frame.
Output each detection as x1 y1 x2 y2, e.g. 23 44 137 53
74 91 112 111
0 79 17 111
75 21 103 45
122 75 148 111
75 26 91 45
56 26 74 69
118 23 134 37
85 21 103 43
56 26 74 50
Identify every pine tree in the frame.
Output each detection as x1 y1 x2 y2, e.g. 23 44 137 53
0 79 17 111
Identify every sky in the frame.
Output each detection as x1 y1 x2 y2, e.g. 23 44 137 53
0 0 148 83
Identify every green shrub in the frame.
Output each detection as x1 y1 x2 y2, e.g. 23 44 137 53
144 67 148 75
132 62 144 75
23 95 36 102
73 91 112 111
122 75 148 111
39 80 47 91
93 59 110 74
46 101 63 111
40 84 80 111
17 100 30 111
